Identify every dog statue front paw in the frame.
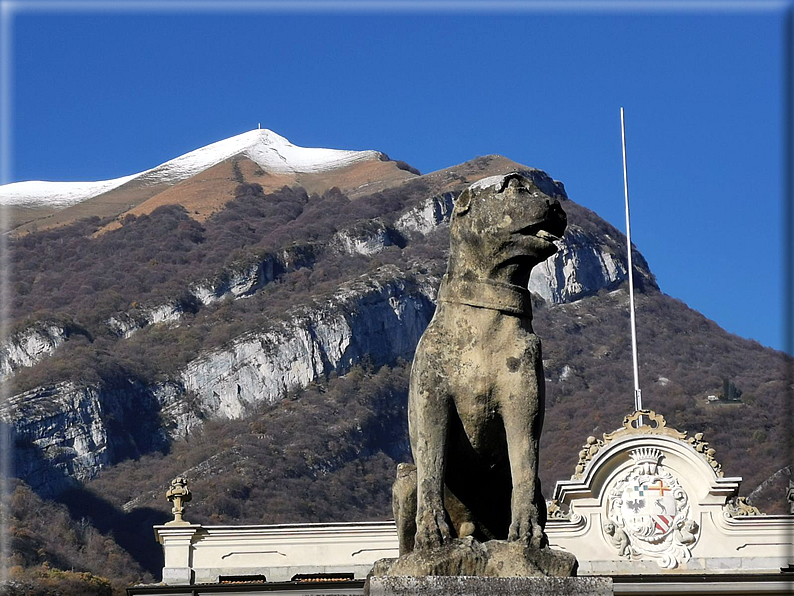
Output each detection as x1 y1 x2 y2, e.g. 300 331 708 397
415 505 452 550
508 502 544 549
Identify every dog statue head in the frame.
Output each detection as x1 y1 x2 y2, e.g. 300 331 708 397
447 172 567 288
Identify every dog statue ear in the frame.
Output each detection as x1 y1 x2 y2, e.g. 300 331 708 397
498 172 525 193
455 189 473 216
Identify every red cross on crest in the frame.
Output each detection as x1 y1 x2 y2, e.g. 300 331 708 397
645 480 670 496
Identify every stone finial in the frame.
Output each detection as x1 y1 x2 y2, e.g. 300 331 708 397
166 476 192 525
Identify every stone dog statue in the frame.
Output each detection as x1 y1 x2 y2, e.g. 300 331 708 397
376 172 575 577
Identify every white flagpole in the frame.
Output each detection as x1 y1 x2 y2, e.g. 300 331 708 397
621 107 643 425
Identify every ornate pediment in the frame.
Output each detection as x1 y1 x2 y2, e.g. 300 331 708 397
547 409 793 576
572 410 722 481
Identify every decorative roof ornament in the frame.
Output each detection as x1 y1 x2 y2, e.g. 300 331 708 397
165 476 192 526
685 432 723 477
603 410 687 441
628 447 663 475
723 496 763 518
571 410 723 480
546 499 570 521
573 435 605 478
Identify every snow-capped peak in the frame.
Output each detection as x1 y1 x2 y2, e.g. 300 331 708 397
0 129 383 209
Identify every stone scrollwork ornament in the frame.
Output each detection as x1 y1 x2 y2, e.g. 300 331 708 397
723 496 762 518
573 436 605 479
686 432 723 477
571 410 726 482
604 447 699 569
546 499 570 520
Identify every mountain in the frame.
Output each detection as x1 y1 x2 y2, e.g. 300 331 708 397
1 131 790 595
0 129 416 235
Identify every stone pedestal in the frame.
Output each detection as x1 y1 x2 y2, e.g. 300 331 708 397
366 576 613 596
155 523 201 585
372 537 577 578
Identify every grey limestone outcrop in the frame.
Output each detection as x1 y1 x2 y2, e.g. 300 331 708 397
1 323 71 381
331 219 403 257
529 225 650 304
0 380 168 497
395 192 456 237
181 266 435 420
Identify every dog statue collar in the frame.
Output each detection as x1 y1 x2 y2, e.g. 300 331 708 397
437 274 533 318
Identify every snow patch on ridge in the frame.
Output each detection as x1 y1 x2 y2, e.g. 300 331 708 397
133 129 382 186
0 176 137 209
0 129 382 208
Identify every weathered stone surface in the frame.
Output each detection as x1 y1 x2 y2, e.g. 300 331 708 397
395 192 456 237
107 303 184 339
367 575 612 596
529 226 630 304
373 537 576 578
385 173 573 576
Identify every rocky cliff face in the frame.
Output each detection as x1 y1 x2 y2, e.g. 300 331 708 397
5 184 653 380
180 267 435 420
106 245 319 339
395 192 456 237
529 224 653 304
2 267 437 495
191 244 317 305
0 322 92 381
0 325 68 381
1 380 167 497
331 220 403 257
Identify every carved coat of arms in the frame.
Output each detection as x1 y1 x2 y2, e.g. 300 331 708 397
604 447 699 568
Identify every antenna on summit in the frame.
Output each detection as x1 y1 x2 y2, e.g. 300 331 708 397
621 107 643 425
258 123 261 130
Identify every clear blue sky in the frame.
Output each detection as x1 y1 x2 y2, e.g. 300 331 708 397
3 1 791 353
